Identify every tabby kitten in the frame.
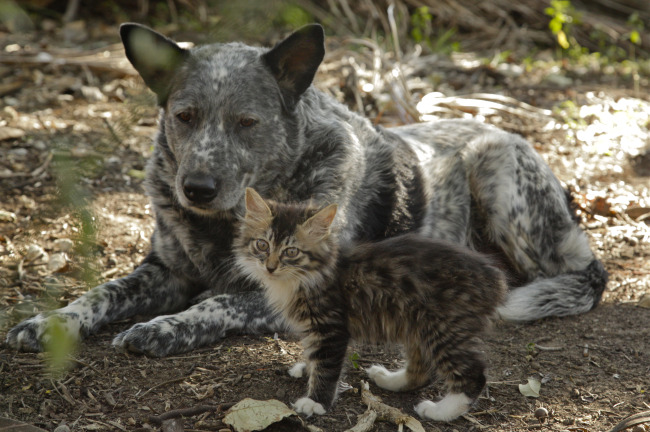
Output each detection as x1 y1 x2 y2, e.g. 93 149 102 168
234 188 506 421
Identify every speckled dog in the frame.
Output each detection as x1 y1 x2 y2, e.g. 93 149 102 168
7 23 607 357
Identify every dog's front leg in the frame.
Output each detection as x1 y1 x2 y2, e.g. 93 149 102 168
112 291 285 357
6 251 193 353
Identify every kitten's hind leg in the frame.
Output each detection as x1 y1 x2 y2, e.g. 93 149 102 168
366 365 409 391
418 348 486 422
288 361 307 378
415 393 473 422
366 359 430 392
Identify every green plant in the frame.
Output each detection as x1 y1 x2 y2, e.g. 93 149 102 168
409 6 459 55
410 6 432 45
544 0 585 58
349 352 361 369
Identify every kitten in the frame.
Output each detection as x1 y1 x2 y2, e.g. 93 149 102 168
234 187 506 421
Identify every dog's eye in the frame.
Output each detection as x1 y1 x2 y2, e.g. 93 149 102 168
176 111 192 124
283 247 299 258
256 239 269 252
239 117 257 128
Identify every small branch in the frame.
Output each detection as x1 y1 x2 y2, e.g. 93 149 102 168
140 375 194 398
149 403 235 425
345 381 425 432
607 410 650 432
344 408 378 432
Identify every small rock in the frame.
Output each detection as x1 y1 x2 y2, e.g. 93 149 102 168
25 244 47 262
47 253 69 273
8 147 28 158
80 86 107 102
0 210 16 222
53 238 74 253
53 425 70 432
534 407 549 423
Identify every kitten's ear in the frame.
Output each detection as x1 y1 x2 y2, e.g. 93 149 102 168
302 204 337 239
262 24 325 111
120 23 188 105
245 188 272 222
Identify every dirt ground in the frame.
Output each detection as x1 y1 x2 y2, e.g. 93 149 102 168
1 11 649 432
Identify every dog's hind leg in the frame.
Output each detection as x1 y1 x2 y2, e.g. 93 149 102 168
6 252 195 353
419 152 471 245
462 130 607 321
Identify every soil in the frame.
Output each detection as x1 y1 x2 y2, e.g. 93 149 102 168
1 13 649 432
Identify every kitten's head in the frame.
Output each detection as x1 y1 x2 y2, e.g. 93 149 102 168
235 188 338 288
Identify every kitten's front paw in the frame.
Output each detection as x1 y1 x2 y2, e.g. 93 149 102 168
288 362 306 378
366 364 408 392
414 393 472 422
293 397 326 416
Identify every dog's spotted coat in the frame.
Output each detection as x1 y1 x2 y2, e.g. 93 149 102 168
7 24 607 357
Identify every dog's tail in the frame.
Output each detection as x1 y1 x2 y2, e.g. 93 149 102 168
497 259 608 321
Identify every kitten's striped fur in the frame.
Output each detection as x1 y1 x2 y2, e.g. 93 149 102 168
235 188 507 421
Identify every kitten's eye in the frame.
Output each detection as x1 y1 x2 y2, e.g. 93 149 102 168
239 117 257 128
283 247 299 258
256 239 269 252
176 111 193 124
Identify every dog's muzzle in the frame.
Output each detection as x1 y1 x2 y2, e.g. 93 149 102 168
182 174 218 204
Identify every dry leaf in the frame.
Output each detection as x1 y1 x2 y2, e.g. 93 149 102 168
223 398 297 432
638 293 650 309
0 127 25 141
519 378 541 398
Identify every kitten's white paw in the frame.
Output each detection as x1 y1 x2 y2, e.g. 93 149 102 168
288 362 307 378
414 393 472 422
293 397 326 416
366 364 408 392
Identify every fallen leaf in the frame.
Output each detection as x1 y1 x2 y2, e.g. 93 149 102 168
519 378 541 398
0 126 25 141
0 417 47 431
638 293 650 309
223 398 297 432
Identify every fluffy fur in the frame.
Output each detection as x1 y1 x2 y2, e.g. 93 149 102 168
234 188 506 421
6 23 607 357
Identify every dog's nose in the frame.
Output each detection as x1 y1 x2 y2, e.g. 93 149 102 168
183 174 217 203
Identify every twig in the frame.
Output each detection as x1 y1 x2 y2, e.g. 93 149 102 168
50 379 77 406
607 410 650 432
534 345 563 352
140 375 196 398
344 408 378 432
353 380 425 432
149 403 235 425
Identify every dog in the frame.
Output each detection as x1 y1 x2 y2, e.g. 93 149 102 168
6 23 607 357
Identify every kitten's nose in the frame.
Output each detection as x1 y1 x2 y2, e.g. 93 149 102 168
266 264 277 274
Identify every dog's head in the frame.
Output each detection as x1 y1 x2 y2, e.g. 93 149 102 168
120 23 325 215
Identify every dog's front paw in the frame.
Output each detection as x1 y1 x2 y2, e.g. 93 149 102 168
288 362 307 378
112 318 184 357
293 397 326 416
6 314 81 352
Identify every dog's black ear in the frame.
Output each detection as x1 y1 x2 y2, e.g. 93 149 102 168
263 24 325 111
120 23 188 105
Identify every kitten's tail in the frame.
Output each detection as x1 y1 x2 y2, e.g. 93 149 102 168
497 259 608 321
